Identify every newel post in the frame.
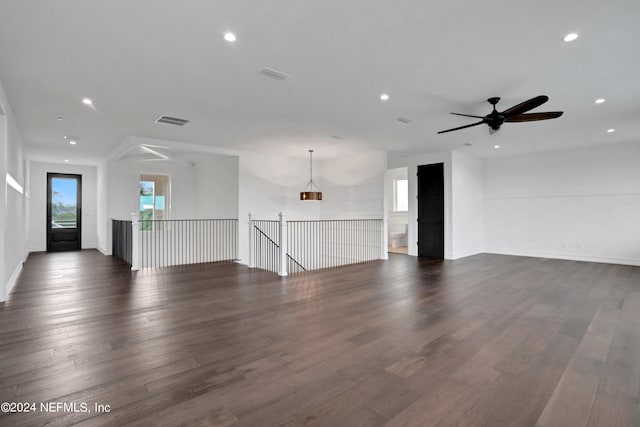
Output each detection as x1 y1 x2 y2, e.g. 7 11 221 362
278 212 288 277
248 212 255 268
381 219 388 260
131 213 140 271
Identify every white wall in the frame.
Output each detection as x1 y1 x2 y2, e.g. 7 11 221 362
106 158 195 255
0 79 27 301
237 151 321 263
388 151 453 258
0 105 7 301
484 142 640 266
387 150 485 260
28 162 98 252
236 149 387 265
318 151 386 220
451 151 484 258
194 155 239 219
105 150 239 255
108 159 196 221
96 162 108 254
238 152 321 221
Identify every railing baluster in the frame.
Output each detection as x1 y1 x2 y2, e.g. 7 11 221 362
127 219 236 270
111 220 134 266
250 218 383 275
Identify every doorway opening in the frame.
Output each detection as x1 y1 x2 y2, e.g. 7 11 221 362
387 167 409 255
47 173 82 252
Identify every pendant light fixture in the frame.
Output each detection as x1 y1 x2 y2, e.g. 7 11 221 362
300 149 322 201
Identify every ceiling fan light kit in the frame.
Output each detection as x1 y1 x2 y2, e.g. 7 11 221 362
437 95 563 134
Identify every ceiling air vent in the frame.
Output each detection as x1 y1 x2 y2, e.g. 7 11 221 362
260 67 289 80
155 115 189 126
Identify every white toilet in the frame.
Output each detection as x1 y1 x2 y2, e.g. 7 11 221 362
389 223 408 248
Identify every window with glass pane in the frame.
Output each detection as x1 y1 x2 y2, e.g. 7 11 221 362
51 177 77 228
140 174 169 230
394 179 408 212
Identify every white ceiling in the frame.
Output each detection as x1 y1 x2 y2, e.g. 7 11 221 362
0 0 638 164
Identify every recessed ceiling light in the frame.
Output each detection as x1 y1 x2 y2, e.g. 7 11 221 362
64 159 69 162
224 32 236 42
69 140 77 145
331 135 343 140
57 114 64 121
82 98 93 105
563 33 578 42
464 143 473 147
607 128 615 133
595 98 605 104
380 94 389 101
494 145 501 149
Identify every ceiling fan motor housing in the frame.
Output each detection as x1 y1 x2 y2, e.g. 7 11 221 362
486 110 505 130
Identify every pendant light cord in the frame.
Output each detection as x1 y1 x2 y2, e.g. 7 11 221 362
305 150 320 191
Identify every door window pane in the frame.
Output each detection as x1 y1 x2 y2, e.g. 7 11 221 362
51 177 77 228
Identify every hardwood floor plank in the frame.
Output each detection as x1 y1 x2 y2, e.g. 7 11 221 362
535 355 604 427
536 305 622 426
0 251 638 426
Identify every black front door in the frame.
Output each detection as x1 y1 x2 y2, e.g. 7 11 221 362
47 173 82 252
417 163 444 259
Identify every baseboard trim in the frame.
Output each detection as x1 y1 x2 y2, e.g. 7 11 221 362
4 262 23 301
97 246 111 256
451 250 484 260
484 248 640 267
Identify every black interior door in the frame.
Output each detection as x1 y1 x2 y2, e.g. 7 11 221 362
417 163 444 259
47 173 82 252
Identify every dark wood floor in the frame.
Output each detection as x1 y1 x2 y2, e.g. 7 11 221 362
0 251 639 426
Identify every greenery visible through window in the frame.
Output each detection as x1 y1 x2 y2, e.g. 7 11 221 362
140 174 169 230
51 177 78 228
393 179 408 212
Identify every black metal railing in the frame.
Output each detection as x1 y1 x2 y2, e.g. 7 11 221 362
251 218 382 275
140 219 237 268
252 220 279 273
287 219 383 273
253 220 306 274
112 219 132 265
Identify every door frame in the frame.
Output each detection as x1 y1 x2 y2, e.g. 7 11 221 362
47 173 82 252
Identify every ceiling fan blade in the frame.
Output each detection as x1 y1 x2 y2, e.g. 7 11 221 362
437 120 484 134
501 95 549 118
450 112 485 119
505 111 563 122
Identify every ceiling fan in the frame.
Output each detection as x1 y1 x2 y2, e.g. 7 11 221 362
437 95 563 134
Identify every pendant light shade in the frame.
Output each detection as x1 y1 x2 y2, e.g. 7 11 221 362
300 150 322 201
300 191 322 200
